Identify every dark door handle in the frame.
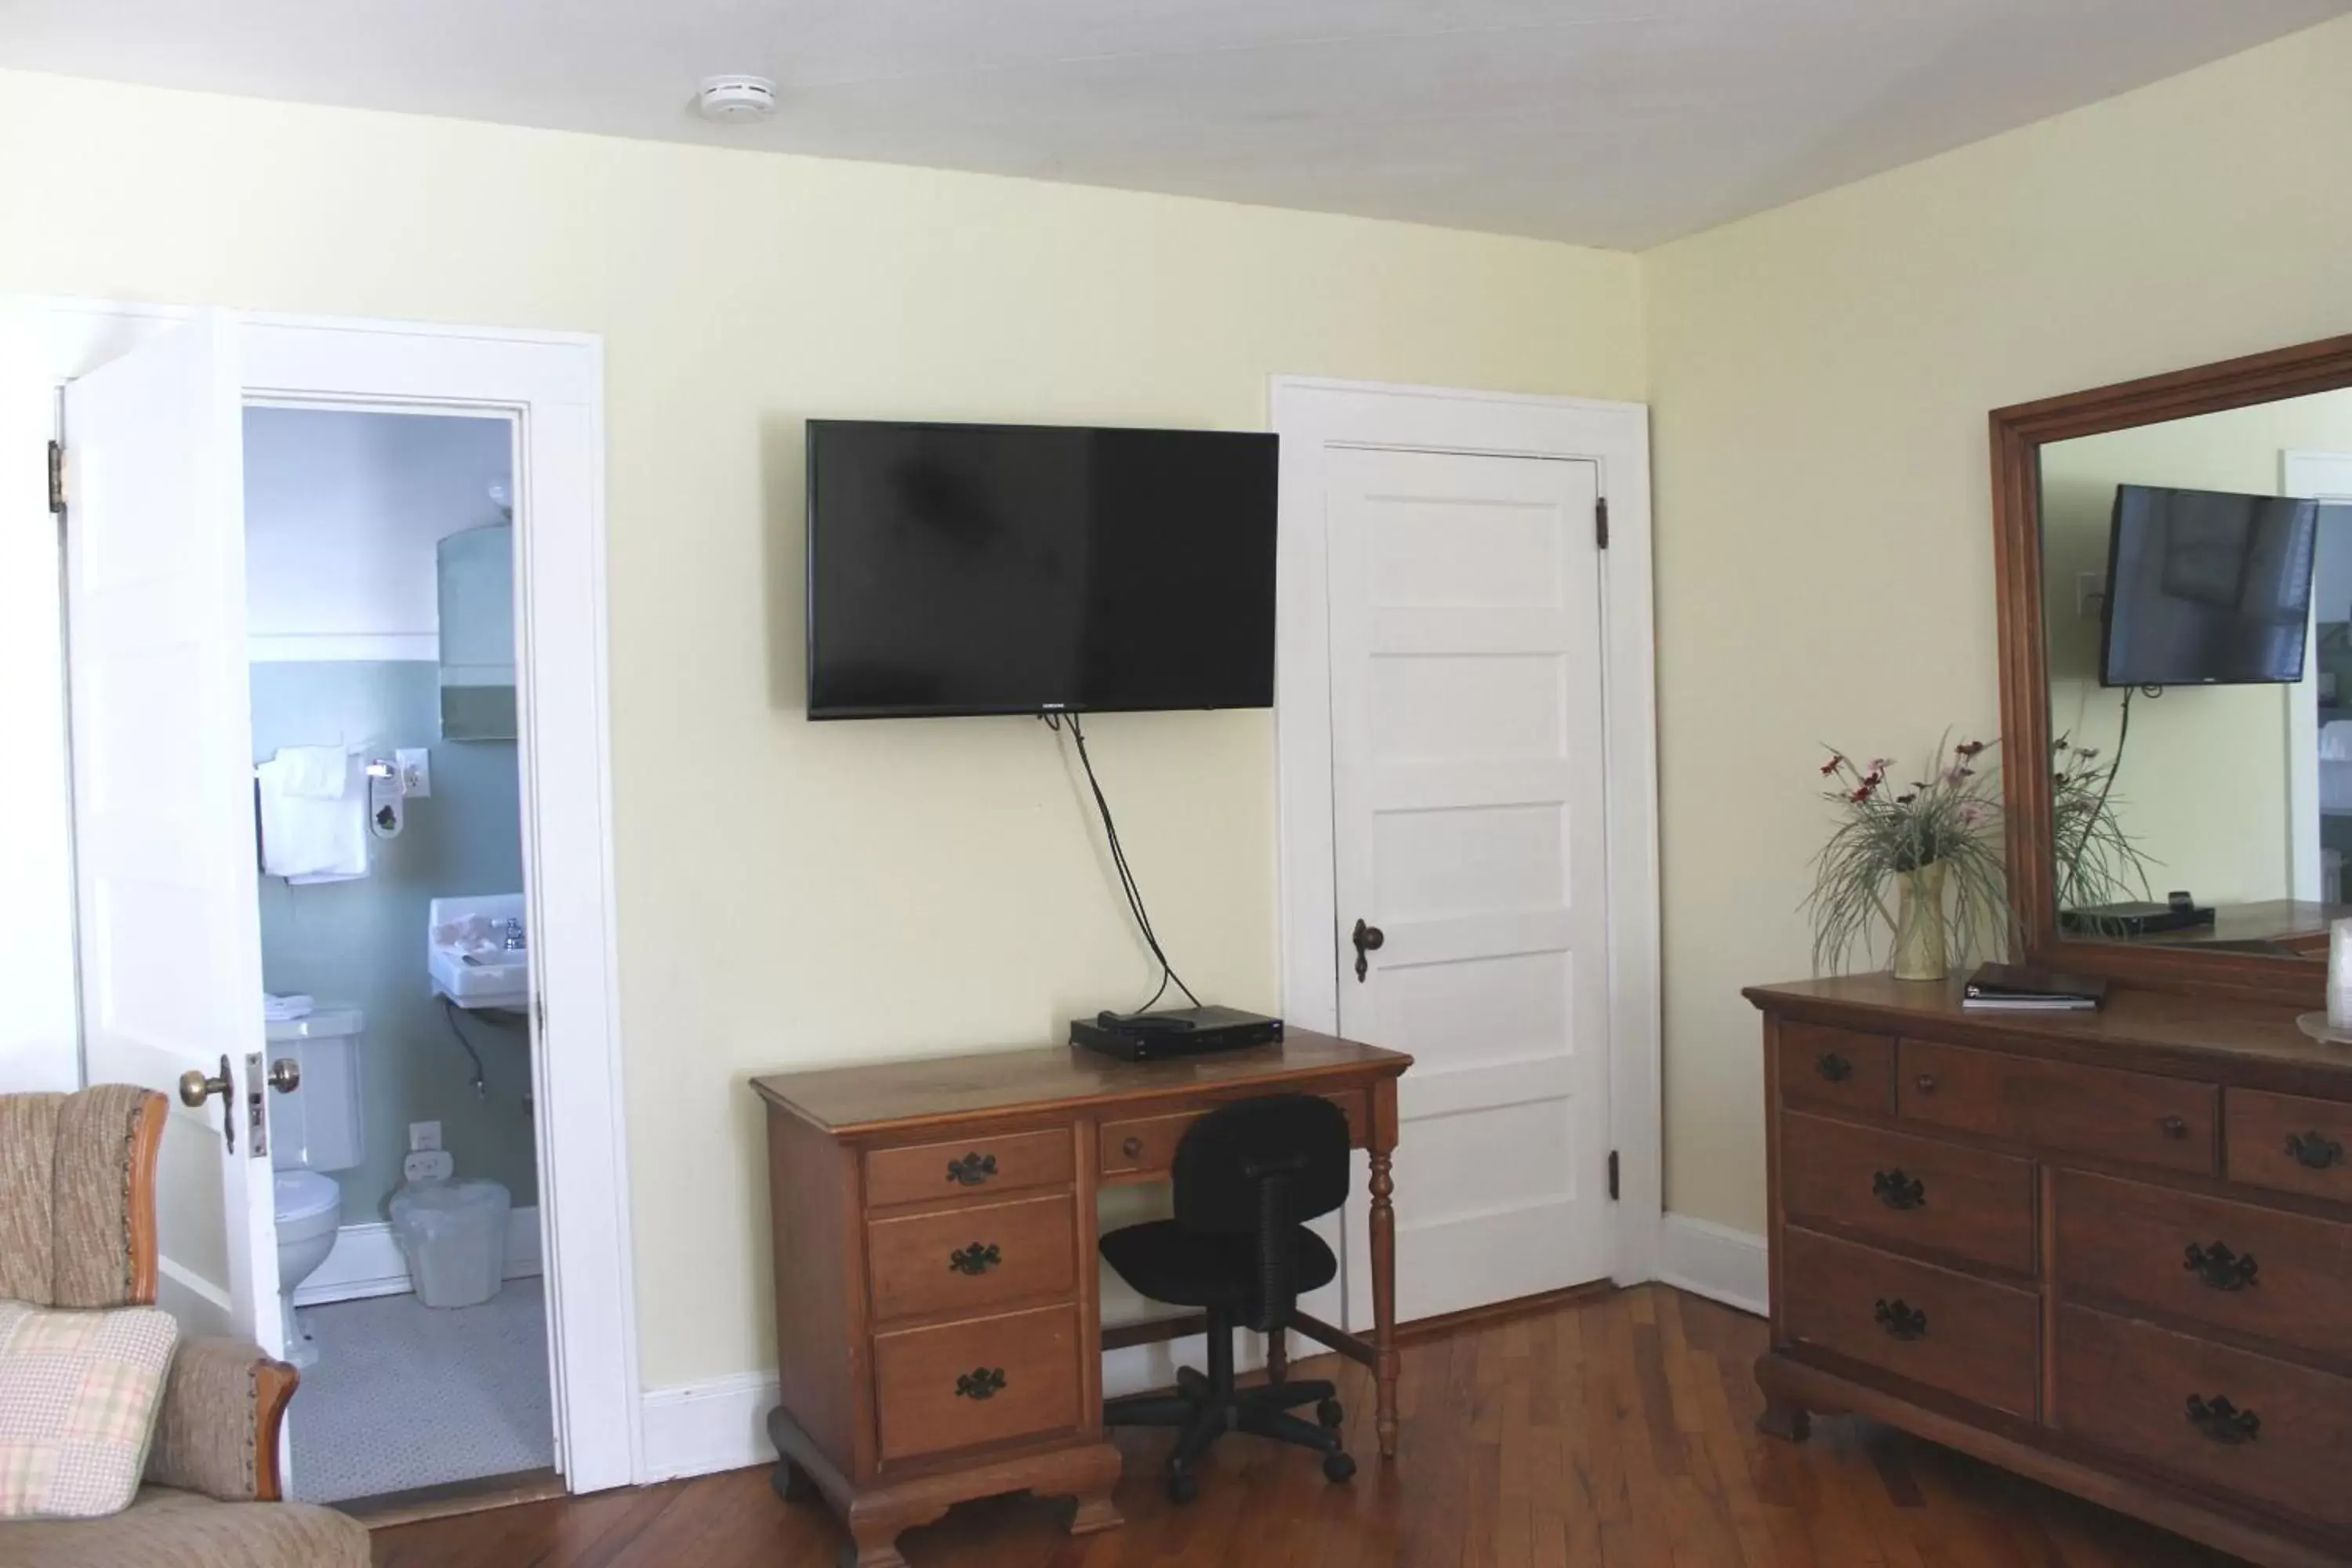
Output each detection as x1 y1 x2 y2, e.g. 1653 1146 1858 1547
2184 1394 2259 1445
2285 1131 2344 1171
2183 1242 2258 1291
1351 918 1385 982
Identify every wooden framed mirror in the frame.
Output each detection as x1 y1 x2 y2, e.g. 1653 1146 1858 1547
1991 332 2352 1005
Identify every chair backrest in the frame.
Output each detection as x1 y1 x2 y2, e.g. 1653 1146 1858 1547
0 1085 165 1308
1171 1094 1352 1332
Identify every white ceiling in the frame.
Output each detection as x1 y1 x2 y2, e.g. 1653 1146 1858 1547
4 0 2343 249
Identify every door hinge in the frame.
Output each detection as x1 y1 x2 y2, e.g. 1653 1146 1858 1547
1606 1149 1620 1201
1595 494 1610 550
47 441 65 516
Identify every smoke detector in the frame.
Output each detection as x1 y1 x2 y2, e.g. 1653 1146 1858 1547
697 75 779 123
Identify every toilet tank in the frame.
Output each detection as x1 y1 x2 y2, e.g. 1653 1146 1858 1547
267 1006 366 1174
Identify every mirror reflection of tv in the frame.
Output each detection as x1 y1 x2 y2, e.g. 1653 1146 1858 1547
2098 484 2319 688
806 420 1278 720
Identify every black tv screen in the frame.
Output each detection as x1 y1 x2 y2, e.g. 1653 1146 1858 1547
2099 484 2318 688
806 420 1278 719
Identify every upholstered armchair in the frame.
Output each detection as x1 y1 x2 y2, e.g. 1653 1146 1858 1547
0 1084 371 1567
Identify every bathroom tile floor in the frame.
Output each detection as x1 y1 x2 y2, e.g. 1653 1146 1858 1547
287 1276 554 1504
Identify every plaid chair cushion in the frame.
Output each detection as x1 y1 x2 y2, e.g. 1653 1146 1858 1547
0 1301 178 1519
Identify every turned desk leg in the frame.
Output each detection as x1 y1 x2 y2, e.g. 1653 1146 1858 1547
1370 1142 1399 1460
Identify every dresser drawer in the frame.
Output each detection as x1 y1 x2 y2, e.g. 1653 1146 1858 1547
2056 1305 2352 1530
1777 1022 1895 1118
2053 1170 2352 1363
1780 1227 2040 1420
865 1127 1073 1210
2226 1089 2352 1203
867 1193 1076 1324
1100 1090 1367 1179
1780 1112 2035 1274
1899 1040 2216 1174
872 1303 1081 1464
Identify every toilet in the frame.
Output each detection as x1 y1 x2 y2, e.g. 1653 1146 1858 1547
267 1004 367 1369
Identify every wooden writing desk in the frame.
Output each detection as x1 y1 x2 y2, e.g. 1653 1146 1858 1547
753 1029 1411 1567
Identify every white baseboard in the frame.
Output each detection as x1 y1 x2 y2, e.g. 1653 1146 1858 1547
1656 1212 1768 1319
635 1327 1279 1485
292 1204 543 1307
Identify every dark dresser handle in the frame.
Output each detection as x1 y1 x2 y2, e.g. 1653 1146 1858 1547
1871 1169 1927 1210
1121 1136 1144 1159
2183 1242 2257 1291
1815 1052 1853 1083
1912 1073 1937 1095
948 1242 1001 1276
1872 1298 1928 1341
2185 1394 2259 1446
955 1367 1007 1401
2285 1131 2345 1171
946 1152 998 1186
2158 1116 2190 1141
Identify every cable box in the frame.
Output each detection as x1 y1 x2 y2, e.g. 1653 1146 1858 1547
1069 1007 1284 1062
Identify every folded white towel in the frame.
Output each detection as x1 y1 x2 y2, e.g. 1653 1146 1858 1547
263 993 314 1022
2323 721 2352 763
256 752 369 881
273 746 351 799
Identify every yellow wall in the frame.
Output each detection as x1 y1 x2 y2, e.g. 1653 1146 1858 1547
0 69 1642 1386
1643 15 2352 1232
2039 390 2352 909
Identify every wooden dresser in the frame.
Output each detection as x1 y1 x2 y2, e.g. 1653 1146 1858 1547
752 1033 1409 1568
1748 975 2352 1566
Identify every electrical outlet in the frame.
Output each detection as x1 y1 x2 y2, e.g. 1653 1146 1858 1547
396 748 431 798
408 1120 442 1153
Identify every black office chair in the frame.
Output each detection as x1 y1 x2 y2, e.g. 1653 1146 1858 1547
1099 1094 1357 1502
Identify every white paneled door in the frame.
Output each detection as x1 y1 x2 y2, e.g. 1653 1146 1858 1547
62 312 284 1355
1327 447 1613 1324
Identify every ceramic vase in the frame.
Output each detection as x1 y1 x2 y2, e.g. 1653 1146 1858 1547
1892 861 1949 982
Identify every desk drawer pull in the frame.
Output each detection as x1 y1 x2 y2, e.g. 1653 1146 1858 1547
947 1242 1000 1276
1816 1051 1853 1083
955 1367 1007 1401
1120 1136 1145 1159
2158 1115 2189 1141
946 1152 998 1186
2183 1242 2258 1292
1912 1073 1936 1095
1873 1298 1927 1341
1871 1169 1926 1211
2285 1131 2345 1171
2185 1393 2259 1446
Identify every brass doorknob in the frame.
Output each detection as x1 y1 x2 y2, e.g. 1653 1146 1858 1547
178 1059 231 1109
267 1058 301 1093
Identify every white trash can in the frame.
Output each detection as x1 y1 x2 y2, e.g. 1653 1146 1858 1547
388 1179 511 1308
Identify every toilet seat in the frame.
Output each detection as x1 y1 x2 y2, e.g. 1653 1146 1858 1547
274 1169 341 1227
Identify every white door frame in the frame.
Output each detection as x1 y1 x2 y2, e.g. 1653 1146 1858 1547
1269 376 1662 1294
2 296 641 1494
2287 449 2352 902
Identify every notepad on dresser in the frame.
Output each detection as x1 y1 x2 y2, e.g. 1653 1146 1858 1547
1961 962 2108 1011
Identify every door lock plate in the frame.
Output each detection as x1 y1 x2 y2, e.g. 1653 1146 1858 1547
245 1051 268 1159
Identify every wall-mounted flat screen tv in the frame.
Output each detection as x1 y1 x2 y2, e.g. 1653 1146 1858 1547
2100 483 2319 688
806 420 1278 719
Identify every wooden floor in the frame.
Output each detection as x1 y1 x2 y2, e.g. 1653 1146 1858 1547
372 1285 2245 1567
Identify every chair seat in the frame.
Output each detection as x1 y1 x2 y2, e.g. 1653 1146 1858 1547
0 1486 371 1568
1100 1219 1338 1310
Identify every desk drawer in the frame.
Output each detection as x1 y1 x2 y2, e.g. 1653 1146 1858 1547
1777 1022 1895 1118
1899 1040 2216 1175
865 1127 1073 1210
1780 1227 2039 1421
2225 1089 2352 1204
867 1193 1076 1324
873 1303 1080 1463
1100 1090 1367 1178
2053 1170 2352 1363
2056 1305 2352 1530
1780 1112 2035 1274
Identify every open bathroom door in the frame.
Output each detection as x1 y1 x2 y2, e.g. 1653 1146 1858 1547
62 311 285 1358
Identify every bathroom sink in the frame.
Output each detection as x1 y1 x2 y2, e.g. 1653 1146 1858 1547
428 895 530 1011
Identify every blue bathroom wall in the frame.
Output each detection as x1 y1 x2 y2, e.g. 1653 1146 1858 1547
249 661 537 1223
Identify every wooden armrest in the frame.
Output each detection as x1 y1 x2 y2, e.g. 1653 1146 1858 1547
144 1338 299 1502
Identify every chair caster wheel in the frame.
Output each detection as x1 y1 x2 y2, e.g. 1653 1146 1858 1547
1323 1451 1357 1483
1166 1467 1199 1504
1316 1398 1344 1429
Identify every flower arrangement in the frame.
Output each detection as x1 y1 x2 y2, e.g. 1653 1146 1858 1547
2050 731 2154 918
1805 738 2012 981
